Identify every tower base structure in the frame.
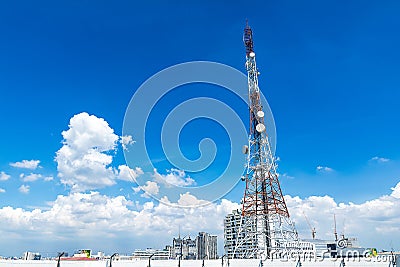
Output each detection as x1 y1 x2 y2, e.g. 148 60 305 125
224 210 315 260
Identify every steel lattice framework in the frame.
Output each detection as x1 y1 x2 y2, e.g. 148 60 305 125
233 22 299 259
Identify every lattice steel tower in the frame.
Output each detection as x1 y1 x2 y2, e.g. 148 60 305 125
233 22 299 259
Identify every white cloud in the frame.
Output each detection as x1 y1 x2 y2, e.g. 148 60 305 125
120 135 135 150
18 185 30 194
285 191 400 248
280 173 295 179
60 112 118 152
0 188 5 193
55 112 141 192
20 173 42 182
133 181 160 198
0 171 10 181
10 160 40 170
153 168 196 187
44 176 54 182
117 165 143 182
391 181 400 198
316 166 334 172
370 156 390 163
19 173 53 182
177 192 209 207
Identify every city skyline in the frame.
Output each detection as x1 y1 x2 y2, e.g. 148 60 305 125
0 0 399 256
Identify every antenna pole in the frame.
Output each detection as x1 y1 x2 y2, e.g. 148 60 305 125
334 214 338 241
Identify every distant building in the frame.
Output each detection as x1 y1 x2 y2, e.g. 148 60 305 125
172 235 197 259
132 248 170 260
186 237 197 259
22 252 41 260
165 245 173 258
197 232 218 260
208 235 218 259
92 251 105 259
171 232 218 260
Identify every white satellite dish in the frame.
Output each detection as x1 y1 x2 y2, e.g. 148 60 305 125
242 145 249 154
249 52 255 58
257 110 264 118
256 123 265 133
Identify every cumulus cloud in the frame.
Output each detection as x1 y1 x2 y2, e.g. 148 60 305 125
120 135 135 151
19 173 54 182
117 165 143 182
370 156 390 163
0 171 10 181
18 185 30 194
133 181 160 198
316 166 334 172
153 168 196 187
44 176 54 182
20 173 42 182
176 192 209 207
391 181 400 198
10 160 40 170
286 192 400 248
0 188 5 193
55 112 142 192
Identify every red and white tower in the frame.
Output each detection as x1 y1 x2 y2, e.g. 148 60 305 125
233 22 299 259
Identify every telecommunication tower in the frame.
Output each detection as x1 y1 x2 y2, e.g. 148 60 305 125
233 22 299 259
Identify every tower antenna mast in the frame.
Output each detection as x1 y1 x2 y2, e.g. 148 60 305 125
233 22 299 259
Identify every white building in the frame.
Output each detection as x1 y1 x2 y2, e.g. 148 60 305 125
132 248 170 260
172 236 197 259
224 209 258 259
197 232 218 260
22 252 41 260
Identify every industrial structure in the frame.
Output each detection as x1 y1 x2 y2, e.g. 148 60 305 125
224 22 301 259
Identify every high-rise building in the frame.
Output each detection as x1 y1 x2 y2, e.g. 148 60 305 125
171 232 218 260
196 232 218 260
208 235 218 259
172 235 197 260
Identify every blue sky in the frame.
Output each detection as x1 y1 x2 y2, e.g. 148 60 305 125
0 0 399 257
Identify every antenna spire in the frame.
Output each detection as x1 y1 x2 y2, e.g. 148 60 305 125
243 21 254 55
